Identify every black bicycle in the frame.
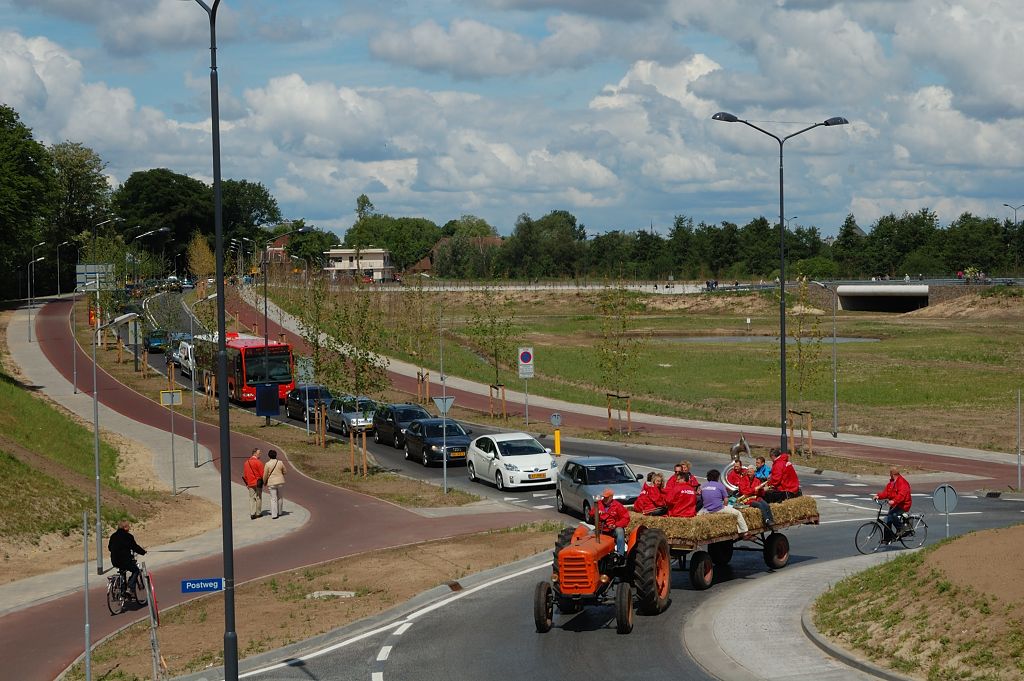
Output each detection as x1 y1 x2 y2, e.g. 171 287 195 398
107 560 150 615
855 501 928 554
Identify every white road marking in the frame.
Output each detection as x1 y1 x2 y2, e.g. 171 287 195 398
820 517 875 524
835 494 859 497
376 646 392 661
394 622 412 636
911 493 930 497
810 483 834 487
808 494 826 498
503 497 521 501
532 493 547 498
960 495 977 499
372 673 384 681
533 505 554 510
846 483 868 487
1001 498 1024 502
829 500 883 512
508 499 527 503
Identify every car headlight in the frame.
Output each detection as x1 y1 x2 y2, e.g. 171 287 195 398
549 457 558 469
400 428 407 434
502 461 520 472
431 445 441 452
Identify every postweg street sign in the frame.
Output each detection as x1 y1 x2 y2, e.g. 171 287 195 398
181 578 224 593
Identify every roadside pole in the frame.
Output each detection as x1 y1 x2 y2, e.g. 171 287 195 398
83 511 91 681
518 348 534 427
161 390 183 495
1017 388 1021 491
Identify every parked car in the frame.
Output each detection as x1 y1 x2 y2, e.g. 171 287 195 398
372 403 432 448
326 395 377 437
144 329 170 353
555 456 644 520
466 432 557 491
285 384 334 421
181 278 195 289
168 332 192 365
175 340 195 377
403 418 473 467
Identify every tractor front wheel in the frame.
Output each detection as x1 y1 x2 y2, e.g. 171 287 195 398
615 582 633 634
534 581 553 633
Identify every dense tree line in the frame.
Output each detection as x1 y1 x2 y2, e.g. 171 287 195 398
4 102 1023 302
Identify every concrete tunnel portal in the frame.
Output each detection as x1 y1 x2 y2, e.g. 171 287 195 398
835 284 929 312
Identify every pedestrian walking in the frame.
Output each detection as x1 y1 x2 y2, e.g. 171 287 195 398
242 448 264 519
263 449 287 519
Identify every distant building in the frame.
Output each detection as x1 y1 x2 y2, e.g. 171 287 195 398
266 234 296 264
323 247 395 282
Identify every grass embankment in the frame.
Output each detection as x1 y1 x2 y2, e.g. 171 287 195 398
64 521 561 681
73 297 481 508
814 524 1024 681
0 362 139 540
268 283 1023 453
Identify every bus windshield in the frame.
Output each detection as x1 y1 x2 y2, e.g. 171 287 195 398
244 351 292 384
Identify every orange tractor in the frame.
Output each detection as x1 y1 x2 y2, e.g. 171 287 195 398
534 522 670 634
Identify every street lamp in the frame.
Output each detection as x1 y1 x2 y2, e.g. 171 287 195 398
189 292 218 467
57 240 72 297
712 111 848 450
811 281 839 437
784 216 798 228
28 241 45 342
290 254 311 283
27 256 45 343
177 1 240 675
1003 203 1023 226
131 227 170 370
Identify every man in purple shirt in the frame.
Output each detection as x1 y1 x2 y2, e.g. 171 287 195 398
699 469 748 534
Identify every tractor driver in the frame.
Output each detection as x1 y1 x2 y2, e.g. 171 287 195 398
597 489 630 560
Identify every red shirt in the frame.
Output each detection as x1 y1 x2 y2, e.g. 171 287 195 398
878 475 912 511
242 456 264 488
633 482 666 514
666 486 698 518
766 453 800 493
736 472 762 499
725 467 744 489
598 499 630 529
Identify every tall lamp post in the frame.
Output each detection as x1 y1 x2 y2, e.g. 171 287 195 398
811 280 839 437
712 111 848 450
27 256 45 342
132 228 170 371
1004 203 1023 276
28 241 45 342
178 1 240 676
189 292 218 467
57 240 72 297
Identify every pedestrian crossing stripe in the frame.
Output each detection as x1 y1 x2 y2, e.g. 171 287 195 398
533 505 554 510
532 493 547 498
846 483 867 487
810 483 834 487
835 493 859 497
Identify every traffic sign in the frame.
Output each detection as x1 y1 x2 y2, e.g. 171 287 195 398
181 578 223 593
932 484 958 513
518 347 534 379
432 396 455 416
159 390 183 406
550 413 562 428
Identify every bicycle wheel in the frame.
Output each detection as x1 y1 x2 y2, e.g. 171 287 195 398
899 516 928 549
855 521 885 554
107 578 124 615
133 572 149 606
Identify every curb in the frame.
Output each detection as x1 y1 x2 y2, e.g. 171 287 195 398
801 605 916 681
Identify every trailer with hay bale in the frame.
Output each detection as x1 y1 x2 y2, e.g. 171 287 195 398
625 496 819 590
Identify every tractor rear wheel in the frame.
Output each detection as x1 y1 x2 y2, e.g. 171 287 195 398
632 529 671 615
688 550 714 590
615 582 633 634
708 540 734 566
534 581 553 633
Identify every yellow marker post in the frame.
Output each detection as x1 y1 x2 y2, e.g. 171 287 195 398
554 428 561 456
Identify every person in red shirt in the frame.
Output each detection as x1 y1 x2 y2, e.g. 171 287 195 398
758 448 801 503
737 466 774 528
725 459 745 492
665 480 698 518
242 448 265 520
597 489 631 558
633 472 667 516
874 466 912 538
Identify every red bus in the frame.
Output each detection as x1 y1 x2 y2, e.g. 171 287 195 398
193 332 295 403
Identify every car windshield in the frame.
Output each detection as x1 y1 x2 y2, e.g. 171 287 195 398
305 387 331 400
346 399 375 413
150 331 167 340
496 438 546 456
585 464 637 485
396 408 429 421
425 423 467 438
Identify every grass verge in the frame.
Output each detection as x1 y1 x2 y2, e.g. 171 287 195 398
63 521 562 681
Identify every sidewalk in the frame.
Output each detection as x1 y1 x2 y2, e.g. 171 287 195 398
238 286 1020 484
2 304 310 616
684 552 912 681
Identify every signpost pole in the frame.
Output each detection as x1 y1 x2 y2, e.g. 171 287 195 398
171 401 177 496
83 511 91 681
1017 387 1021 491
524 378 529 426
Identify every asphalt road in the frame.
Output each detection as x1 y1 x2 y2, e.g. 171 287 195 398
194 494 1024 681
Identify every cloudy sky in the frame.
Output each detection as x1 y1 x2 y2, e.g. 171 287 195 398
2 0 1023 239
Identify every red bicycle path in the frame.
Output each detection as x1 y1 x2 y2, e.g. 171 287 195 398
1 300 536 681
225 286 1017 490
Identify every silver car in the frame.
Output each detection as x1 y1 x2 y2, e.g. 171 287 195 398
326 395 377 437
555 456 644 519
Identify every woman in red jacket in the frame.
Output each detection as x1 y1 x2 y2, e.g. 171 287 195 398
633 472 667 516
874 466 912 538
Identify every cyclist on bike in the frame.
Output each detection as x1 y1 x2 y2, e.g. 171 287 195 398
873 466 912 540
108 519 147 598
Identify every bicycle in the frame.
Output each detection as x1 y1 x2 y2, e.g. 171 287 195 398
855 501 928 554
107 560 150 615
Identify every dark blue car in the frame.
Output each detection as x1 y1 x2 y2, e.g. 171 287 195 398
402 418 473 466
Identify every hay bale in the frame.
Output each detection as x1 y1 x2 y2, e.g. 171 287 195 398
627 496 819 545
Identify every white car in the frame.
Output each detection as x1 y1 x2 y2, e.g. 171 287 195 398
466 432 556 491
